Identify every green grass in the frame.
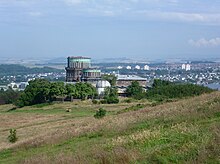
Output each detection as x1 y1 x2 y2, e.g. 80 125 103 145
0 92 220 163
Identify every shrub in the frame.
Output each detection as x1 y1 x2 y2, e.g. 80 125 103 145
123 98 133 103
94 108 106 119
8 129 18 143
106 97 119 104
100 99 108 104
92 99 99 104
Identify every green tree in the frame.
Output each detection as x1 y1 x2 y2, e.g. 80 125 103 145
67 82 97 100
126 81 144 99
49 82 66 102
66 84 77 101
15 79 51 107
103 87 119 104
0 89 20 105
152 79 172 88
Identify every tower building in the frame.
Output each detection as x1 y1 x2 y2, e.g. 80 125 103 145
65 56 101 82
65 56 91 82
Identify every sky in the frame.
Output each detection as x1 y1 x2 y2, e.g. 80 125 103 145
0 0 220 60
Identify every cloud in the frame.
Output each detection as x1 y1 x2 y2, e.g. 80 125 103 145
189 38 220 47
135 10 220 25
61 0 220 25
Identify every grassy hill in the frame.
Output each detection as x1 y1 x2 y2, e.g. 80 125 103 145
0 92 220 163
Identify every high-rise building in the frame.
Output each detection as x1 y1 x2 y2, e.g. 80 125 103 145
182 64 186 70
186 64 191 71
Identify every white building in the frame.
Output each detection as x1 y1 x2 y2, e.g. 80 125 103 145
135 65 140 70
126 66 132 70
117 66 123 69
143 65 150 70
96 80 111 95
181 64 186 70
8 82 29 91
186 64 191 71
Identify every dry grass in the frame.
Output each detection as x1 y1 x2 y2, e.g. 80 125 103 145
0 91 219 163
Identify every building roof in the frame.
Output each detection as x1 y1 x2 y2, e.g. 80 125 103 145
116 74 146 81
68 56 91 59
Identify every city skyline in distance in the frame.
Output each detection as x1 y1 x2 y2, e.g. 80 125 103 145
0 0 220 60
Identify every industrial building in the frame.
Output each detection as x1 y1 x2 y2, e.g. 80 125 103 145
65 56 101 82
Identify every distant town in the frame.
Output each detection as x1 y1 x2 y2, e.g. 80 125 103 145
0 57 220 92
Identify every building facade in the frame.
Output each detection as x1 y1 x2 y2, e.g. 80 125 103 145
65 56 101 82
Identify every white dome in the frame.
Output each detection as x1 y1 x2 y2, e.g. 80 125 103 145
96 80 111 88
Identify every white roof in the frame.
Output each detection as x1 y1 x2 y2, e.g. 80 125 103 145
117 75 146 81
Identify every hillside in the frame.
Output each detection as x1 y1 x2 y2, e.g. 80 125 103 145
0 92 220 163
0 64 63 76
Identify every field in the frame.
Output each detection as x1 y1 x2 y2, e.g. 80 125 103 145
0 92 220 163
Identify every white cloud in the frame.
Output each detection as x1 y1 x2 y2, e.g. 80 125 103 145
189 38 220 47
135 10 220 24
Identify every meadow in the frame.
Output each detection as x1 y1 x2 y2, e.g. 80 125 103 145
0 92 220 163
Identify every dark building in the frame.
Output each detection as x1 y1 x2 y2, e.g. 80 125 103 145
65 56 91 82
65 56 101 82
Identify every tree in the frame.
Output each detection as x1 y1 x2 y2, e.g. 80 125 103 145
102 74 117 86
49 82 66 102
66 84 77 101
126 81 144 99
15 79 51 107
66 82 97 100
74 82 97 100
0 89 20 105
152 79 172 88
103 87 119 104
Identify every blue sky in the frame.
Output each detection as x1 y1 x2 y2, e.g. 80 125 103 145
0 0 220 60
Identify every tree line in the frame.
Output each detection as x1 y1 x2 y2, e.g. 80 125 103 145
126 79 214 101
0 78 214 107
15 79 97 107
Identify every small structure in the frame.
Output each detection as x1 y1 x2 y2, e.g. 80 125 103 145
135 65 141 70
7 82 29 91
116 74 147 87
0 85 8 91
143 65 150 70
96 80 111 95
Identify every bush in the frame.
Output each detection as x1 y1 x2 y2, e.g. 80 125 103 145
92 99 99 104
94 108 106 119
106 97 119 104
146 80 214 102
100 99 108 104
122 98 133 103
8 129 18 143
